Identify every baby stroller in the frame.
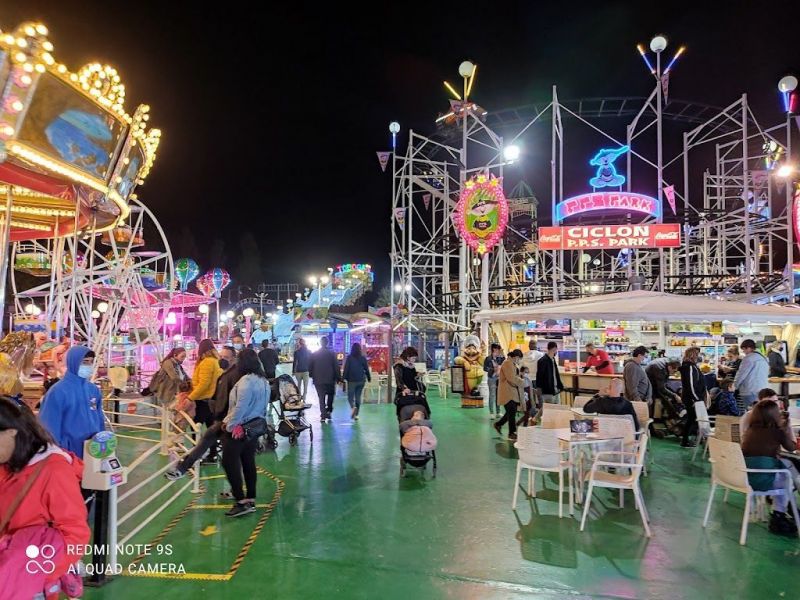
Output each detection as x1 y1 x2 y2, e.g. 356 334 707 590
396 393 437 478
269 374 313 446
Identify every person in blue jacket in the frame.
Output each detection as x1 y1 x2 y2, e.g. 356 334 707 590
39 346 105 459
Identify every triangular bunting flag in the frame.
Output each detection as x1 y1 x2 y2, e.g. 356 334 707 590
394 207 406 229
422 193 431 210
663 184 677 215
661 72 670 105
377 151 391 172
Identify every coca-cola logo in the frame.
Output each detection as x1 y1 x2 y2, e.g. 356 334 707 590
654 231 679 240
539 234 561 243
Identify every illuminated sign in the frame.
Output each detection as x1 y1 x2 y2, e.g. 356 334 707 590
589 146 629 189
453 174 509 254
793 186 800 253
555 191 661 222
538 224 681 250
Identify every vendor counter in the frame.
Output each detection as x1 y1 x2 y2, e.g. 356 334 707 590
768 377 800 402
560 368 800 404
559 370 619 404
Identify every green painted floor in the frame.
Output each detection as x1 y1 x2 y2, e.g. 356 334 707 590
85 391 800 600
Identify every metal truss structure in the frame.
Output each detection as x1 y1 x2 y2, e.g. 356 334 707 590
390 68 795 340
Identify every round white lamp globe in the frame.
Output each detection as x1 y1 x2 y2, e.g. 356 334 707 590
650 36 667 53
458 61 475 78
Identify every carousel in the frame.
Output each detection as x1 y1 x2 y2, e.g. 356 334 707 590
0 21 170 399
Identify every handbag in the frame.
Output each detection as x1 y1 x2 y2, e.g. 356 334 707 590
241 416 268 440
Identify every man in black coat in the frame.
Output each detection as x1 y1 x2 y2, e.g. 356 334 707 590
309 337 341 423
258 340 280 379
535 341 564 403
583 378 640 431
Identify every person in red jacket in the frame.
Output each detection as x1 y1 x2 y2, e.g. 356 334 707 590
0 397 89 599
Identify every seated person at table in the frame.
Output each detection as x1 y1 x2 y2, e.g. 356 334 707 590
583 378 640 431
708 378 741 417
741 399 800 536
740 388 778 436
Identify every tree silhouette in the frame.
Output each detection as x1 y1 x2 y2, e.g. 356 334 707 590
235 232 263 286
209 238 226 267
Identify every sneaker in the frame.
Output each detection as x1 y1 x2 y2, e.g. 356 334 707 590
680 441 697 448
678 409 687 418
164 468 185 481
508 433 518 441
354 415 359 421
219 490 234 499
351 407 357 420
200 456 218 466
225 502 256 517
493 423 502 436
489 413 496 419
769 511 798 536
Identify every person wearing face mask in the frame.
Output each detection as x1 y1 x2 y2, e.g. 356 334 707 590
231 334 246 354
150 347 188 408
494 349 525 441
38 346 105 459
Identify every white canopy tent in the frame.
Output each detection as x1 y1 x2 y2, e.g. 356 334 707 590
474 291 800 355
474 291 800 325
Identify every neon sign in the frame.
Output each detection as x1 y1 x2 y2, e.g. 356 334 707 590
453 173 509 254
555 191 662 222
589 146 629 189
538 224 681 250
793 186 800 253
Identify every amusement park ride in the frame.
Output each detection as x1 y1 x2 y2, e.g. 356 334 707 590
0 21 175 375
390 37 799 346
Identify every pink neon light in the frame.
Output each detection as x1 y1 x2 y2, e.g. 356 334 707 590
793 187 800 253
453 174 509 254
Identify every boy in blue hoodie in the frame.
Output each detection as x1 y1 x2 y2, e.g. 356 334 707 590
39 346 105 458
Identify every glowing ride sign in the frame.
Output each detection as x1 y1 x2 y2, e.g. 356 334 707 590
555 191 662 222
453 173 509 254
538 224 681 250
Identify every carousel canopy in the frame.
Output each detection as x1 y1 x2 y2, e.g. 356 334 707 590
0 21 160 242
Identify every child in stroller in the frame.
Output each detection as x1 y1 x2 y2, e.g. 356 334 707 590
397 397 437 478
268 374 313 447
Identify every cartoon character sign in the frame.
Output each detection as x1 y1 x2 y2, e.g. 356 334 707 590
453 174 509 254
589 146 629 189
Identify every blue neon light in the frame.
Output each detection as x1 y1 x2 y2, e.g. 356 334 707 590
588 146 629 189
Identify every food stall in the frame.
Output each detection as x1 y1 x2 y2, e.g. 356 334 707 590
475 290 800 402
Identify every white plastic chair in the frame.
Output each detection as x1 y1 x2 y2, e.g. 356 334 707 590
573 395 594 409
424 370 447 399
580 432 651 537
714 415 741 444
541 410 572 430
512 427 571 518
693 401 716 462
702 437 800 545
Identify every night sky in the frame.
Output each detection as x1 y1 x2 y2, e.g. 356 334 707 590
1 1 798 291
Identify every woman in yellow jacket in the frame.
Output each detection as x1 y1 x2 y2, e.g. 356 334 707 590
494 349 525 441
188 339 223 430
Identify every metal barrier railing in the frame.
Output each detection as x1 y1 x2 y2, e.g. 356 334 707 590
104 397 204 568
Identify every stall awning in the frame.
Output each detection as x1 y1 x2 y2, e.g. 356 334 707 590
474 291 800 324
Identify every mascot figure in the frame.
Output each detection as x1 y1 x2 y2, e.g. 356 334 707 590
454 334 485 408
